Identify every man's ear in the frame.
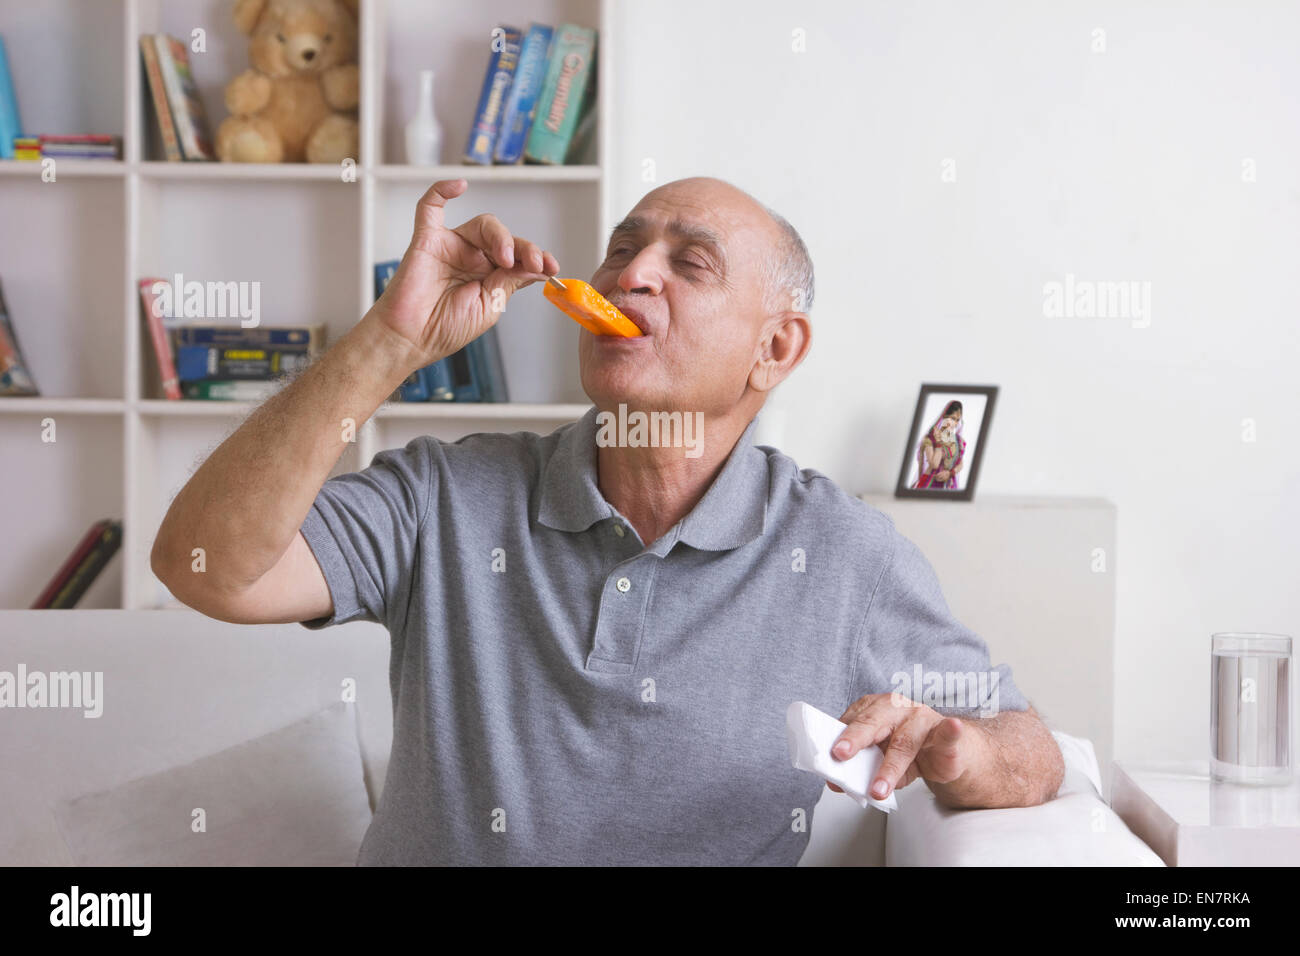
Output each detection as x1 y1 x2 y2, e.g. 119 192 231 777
749 311 811 393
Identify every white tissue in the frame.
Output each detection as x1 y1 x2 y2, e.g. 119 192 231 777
786 700 899 813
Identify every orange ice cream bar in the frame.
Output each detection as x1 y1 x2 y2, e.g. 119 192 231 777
544 276 642 337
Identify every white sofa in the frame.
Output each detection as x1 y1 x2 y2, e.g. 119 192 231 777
0 609 1160 865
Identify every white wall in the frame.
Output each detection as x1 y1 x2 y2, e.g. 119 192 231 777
609 0 1300 765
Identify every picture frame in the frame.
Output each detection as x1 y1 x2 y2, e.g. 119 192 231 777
894 383 998 502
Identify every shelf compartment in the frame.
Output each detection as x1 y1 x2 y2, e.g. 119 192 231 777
0 414 124 609
0 176 127 399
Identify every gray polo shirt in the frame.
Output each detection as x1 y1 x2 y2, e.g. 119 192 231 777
298 405 1027 865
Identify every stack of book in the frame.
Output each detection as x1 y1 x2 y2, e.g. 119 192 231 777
0 35 123 161
374 261 508 403
139 33 215 161
464 22 598 166
0 277 38 396
138 278 325 401
31 519 123 609
12 134 122 161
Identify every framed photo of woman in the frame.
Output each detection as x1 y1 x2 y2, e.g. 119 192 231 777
894 384 997 501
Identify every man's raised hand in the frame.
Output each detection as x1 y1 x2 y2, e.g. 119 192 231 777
367 179 559 371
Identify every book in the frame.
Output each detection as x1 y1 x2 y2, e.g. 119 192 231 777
31 521 106 609
32 519 123 610
153 34 215 161
12 135 39 160
524 25 597 165
175 345 312 382
170 324 325 350
39 134 122 159
475 326 509 402
445 343 482 402
139 34 181 162
463 26 523 165
181 380 283 401
0 278 38 396
138 278 181 400
493 24 554 164
374 259 453 401
0 35 23 161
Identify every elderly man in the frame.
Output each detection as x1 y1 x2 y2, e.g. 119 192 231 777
152 177 1063 865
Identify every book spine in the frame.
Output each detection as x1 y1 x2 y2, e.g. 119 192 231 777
175 345 311 381
181 380 281 401
493 24 554 164
446 345 481 402
138 278 181 399
47 521 123 610
0 36 23 161
425 358 454 401
480 325 509 402
154 35 202 160
140 35 182 162
170 325 324 349
31 520 110 609
524 25 597 165
463 26 523 165
165 35 215 159
39 134 121 145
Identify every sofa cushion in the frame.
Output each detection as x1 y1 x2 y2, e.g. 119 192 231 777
51 701 371 866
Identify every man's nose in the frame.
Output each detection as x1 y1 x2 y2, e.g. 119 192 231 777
615 250 667 295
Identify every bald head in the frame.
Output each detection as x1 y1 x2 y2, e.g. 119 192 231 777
633 177 815 317
585 177 814 423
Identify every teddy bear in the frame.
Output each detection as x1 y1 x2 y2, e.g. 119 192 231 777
216 0 360 163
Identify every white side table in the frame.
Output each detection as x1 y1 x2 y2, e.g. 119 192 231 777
1110 761 1300 866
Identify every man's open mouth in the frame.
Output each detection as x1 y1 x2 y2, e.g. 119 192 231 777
614 304 651 335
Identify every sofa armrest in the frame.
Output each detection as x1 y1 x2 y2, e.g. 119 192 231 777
884 731 1165 866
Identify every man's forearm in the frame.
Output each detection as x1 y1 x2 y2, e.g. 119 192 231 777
152 314 421 594
927 707 1064 809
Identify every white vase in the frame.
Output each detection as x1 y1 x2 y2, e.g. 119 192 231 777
404 70 442 165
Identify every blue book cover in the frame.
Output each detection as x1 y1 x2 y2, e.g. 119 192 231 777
0 36 24 161
463 25 522 165
447 342 483 402
493 24 553 164
170 325 322 349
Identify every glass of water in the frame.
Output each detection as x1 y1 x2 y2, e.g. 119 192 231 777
1211 633 1292 785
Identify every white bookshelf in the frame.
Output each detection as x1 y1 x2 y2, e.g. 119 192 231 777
0 0 613 610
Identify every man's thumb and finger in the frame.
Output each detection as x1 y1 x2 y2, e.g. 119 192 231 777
389 178 560 353
410 179 469 255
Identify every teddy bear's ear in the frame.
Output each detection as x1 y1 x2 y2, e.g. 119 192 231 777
232 0 269 35
338 0 360 20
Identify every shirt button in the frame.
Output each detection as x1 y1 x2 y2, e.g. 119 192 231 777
616 577 632 593
613 524 625 538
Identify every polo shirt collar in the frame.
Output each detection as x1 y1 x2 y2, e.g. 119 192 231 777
538 405 769 552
